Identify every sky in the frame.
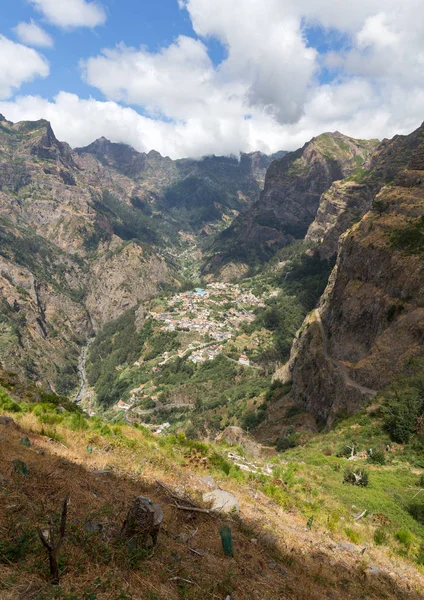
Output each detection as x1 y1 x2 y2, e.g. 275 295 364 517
0 0 423 158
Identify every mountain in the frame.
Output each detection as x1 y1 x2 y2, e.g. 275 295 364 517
306 124 424 259
0 117 284 394
279 123 424 423
76 138 284 234
0 118 173 393
204 132 378 278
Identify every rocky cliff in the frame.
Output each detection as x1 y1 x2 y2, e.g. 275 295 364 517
205 133 378 277
306 124 424 260
0 117 284 393
76 138 283 234
0 118 173 393
281 127 424 423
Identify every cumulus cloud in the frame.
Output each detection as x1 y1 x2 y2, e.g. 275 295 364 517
29 0 106 29
14 20 53 48
0 36 49 100
1 0 423 157
0 86 421 160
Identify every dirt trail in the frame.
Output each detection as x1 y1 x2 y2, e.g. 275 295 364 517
314 309 378 398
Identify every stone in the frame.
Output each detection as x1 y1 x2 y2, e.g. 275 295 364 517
369 565 382 576
84 521 103 535
122 496 163 549
203 490 239 514
0 416 16 427
200 475 216 490
338 542 357 554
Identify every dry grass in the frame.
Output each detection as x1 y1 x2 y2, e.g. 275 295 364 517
0 415 423 600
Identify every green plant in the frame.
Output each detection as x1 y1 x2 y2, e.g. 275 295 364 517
0 387 22 412
382 385 423 444
395 528 414 548
408 503 424 525
345 528 361 544
374 527 389 546
0 523 36 563
367 450 386 465
343 467 369 487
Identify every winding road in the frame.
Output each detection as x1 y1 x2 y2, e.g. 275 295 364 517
314 309 378 398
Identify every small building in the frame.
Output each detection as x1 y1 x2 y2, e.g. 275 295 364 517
238 354 250 366
194 288 207 297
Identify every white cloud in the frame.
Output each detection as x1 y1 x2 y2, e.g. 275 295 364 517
14 20 53 48
82 36 222 120
29 0 106 29
1 0 423 158
0 86 421 161
0 36 49 100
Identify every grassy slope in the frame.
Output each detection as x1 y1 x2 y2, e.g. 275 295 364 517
0 378 423 599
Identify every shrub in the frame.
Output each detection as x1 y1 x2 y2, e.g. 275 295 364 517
418 473 424 487
276 435 297 452
0 387 21 412
408 503 424 525
345 528 361 544
209 452 231 475
367 450 386 465
336 443 357 458
374 527 389 546
395 528 414 548
382 386 423 444
343 467 369 487
67 412 89 431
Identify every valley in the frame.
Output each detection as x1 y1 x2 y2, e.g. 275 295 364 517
1 115 424 598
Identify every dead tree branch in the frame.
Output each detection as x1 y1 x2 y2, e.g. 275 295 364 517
38 494 70 585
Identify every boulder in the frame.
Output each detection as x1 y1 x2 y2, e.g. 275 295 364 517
200 475 216 490
203 490 239 514
216 426 262 457
0 416 16 427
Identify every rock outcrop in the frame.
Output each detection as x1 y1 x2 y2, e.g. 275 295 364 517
282 129 424 423
306 123 424 259
0 119 172 393
206 133 378 276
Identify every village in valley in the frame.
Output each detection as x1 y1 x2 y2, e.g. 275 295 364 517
107 281 276 429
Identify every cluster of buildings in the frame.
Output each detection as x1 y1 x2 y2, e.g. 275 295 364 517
148 283 263 339
189 344 224 364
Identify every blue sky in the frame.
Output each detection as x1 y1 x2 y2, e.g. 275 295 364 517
1 0 200 101
0 0 422 158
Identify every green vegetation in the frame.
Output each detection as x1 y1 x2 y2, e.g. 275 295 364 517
381 360 424 444
0 216 86 300
86 310 155 406
343 466 369 487
246 252 335 363
95 190 159 245
390 216 424 254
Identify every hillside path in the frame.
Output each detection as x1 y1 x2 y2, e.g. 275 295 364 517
314 309 378 398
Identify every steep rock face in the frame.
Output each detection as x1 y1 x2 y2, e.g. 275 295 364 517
306 124 424 259
0 118 284 392
0 119 173 392
76 140 282 234
283 137 424 423
206 133 377 276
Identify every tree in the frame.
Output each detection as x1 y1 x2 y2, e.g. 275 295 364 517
373 199 388 216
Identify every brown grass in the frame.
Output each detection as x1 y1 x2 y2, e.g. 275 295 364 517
0 415 423 600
